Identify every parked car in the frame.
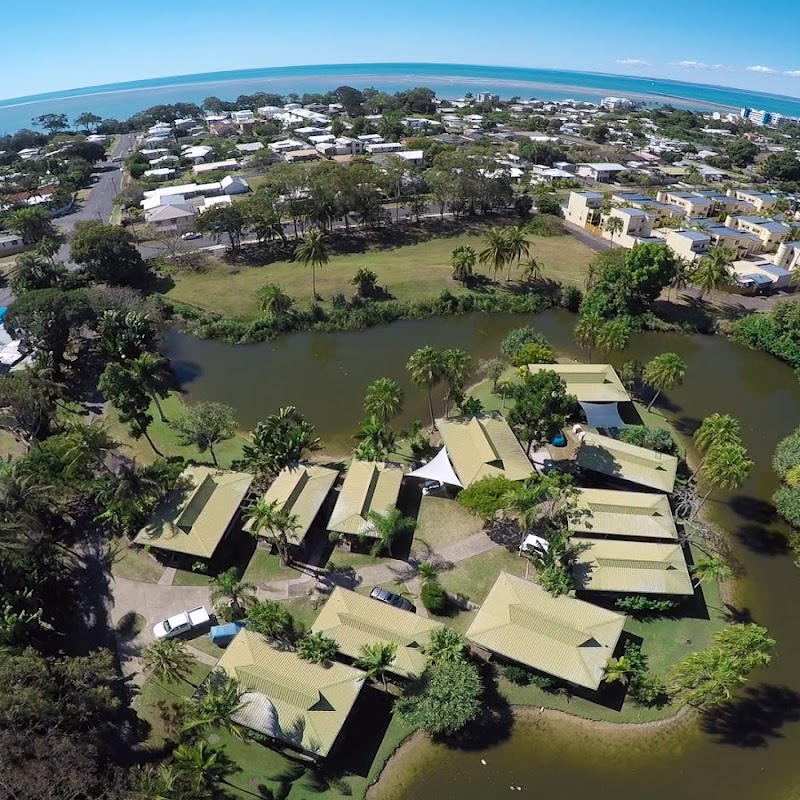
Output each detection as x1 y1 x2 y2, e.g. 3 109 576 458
152 606 210 639
370 587 415 613
181 231 202 240
421 479 445 496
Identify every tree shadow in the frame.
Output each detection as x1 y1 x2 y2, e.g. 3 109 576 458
728 494 778 525
733 524 789 557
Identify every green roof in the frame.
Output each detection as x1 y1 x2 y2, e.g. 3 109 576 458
312 587 444 679
436 413 534 488
527 363 630 403
572 538 693 595
133 466 253 558
570 488 678 541
327 461 404 536
243 464 338 546
577 432 678 493
466 572 626 690
214 629 365 758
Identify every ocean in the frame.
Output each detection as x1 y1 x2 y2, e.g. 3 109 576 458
2 62 800 135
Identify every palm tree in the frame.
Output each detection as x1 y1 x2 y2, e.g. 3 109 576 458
296 631 338 665
696 442 753 514
172 740 229 793
36 235 62 264
693 413 741 479
354 416 396 461
245 497 299 566
130 351 172 423
352 267 379 298
423 627 467 665
450 246 477 285
294 227 330 299
479 227 510 283
257 283 293 317
417 561 440 585
366 507 415 557
364 377 404 424
357 641 397 691
141 639 197 693
184 671 246 739
694 246 734 300
643 353 686 411
407 346 445 428
442 348 472 416
603 655 634 685
691 554 732 587
668 256 692 301
603 215 624 246
210 568 257 618
504 226 531 280
596 319 631 359
574 311 604 363
520 256 543 285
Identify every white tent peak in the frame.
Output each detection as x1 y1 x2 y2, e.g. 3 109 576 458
408 448 463 488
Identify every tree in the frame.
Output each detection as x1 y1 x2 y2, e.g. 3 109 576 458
603 656 635 686
508 370 577 453
417 561 441 585
70 222 150 286
296 632 338 665
407 346 446 428
130 351 172 423
352 267 379 298
9 252 67 294
257 284 293 318
171 401 237 467
99 361 159 452
74 112 102 131
294 228 329 299
245 497 299 566
184 672 245 739
695 413 741 467
697 442 753 513
500 327 551 359
366 507 415 556
172 740 231 795
691 554 732 587
520 256 543 285
32 113 69 134
526 529 580 596
210 568 256 619
574 311 603 363
479 227 510 283
395 657 483 736
450 246 477 285
478 357 507 392
503 226 531 280
694 246 734 300
141 639 197 692
5 207 55 244
643 353 686 411
423 627 468 665
441 348 472 416
603 215 624 246
247 599 292 640
357 642 398 691
364 377 404 424
195 203 247 254
596 319 631 359
668 256 693 301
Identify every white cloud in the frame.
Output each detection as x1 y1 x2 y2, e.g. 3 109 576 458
616 59 650 67
783 70 800 78
746 64 778 74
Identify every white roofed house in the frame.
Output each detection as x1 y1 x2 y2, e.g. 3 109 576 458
144 202 196 232
194 159 240 175
575 163 628 183
143 167 177 181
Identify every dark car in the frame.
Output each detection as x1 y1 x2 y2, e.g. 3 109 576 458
370 586 416 613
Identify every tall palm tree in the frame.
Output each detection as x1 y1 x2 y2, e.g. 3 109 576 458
296 631 338 665
504 226 531 280
450 246 477 285
574 311 604 363
172 740 229 794
364 377 404 424
691 554 732 587
210 568 257 618
693 413 741 479
643 352 686 411
184 672 246 740
354 416 396 461
141 639 197 693
294 227 330 299
694 246 734 300
596 319 631 359
603 215 624 246
131 351 172 423
245 498 299 566
520 256 543 285
366 507 415 557
603 655 634 685
423 627 467 665
60 419 117 476
407 346 446 428
257 283 293 317
668 256 692 301
357 641 397 691
442 348 472 416
479 227 510 283
695 442 753 514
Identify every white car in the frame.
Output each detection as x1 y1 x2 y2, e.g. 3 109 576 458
421 480 445 496
181 231 202 241
152 606 210 639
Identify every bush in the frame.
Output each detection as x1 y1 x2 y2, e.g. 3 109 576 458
421 580 448 614
618 426 679 456
510 342 555 367
773 485 800 529
561 285 582 312
501 327 551 358
526 214 564 236
773 429 800 479
615 596 677 616
630 672 669 707
456 475 515 518
529 673 555 691
504 664 531 685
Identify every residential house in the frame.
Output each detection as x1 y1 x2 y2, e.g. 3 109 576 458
316 137 364 157
213 629 365 760
174 117 196 130
0 233 26 255
230 110 255 124
665 229 711 262
295 126 331 139
142 193 189 211
527 364 630 404
436 413 534 488
312 587 444 679
199 195 233 213
656 191 712 219
365 142 403 154
133 466 254 561
575 162 628 182
269 139 308 155
466 572 626 691
235 142 265 154
601 207 653 245
403 117 442 131
732 189 778 213
209 121 238 137
774 241 800 271
144 202 196 230
564 191 602 228
284 149 321 163
394 150 424 167
143 168 176 181
194 159 239 175
725 215 791 253
728 259 792 291
569 488 678 541
181 144 214 163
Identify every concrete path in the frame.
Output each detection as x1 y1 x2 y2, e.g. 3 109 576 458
157 567 176 586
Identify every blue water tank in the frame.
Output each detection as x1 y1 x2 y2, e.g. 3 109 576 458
208 620 247 647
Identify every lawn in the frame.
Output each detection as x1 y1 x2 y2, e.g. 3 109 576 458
412 496 486 556
242 548 301 586
163 227 594 321
438 546 528 604
109 536 165 583
172 568 213 586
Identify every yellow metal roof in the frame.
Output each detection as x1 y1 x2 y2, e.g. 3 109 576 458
527 364 630 403
214 629 365 758
466 572 626 690
312 587 444 679
577 432 678 493
570 488 678 541
327 461 404 536
436 413 534 488
133 466 253 558
243 464 339 546
572 538 693 595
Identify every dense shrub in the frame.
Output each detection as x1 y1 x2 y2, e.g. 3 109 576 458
630 672 669 707
773 486 800 529
456 475 515 518
421 580 448 614
504 664 531 685
732 301 800 373
618 426 679 456
773 429 800 479
526 214 564 236
529 673 555 691
561 285 583 312
501 327 551 358
615 596 677 616
510 342 555 367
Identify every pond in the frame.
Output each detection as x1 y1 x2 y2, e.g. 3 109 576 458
165 310 800 800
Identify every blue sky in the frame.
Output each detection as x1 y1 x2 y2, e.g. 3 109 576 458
3 0 800 99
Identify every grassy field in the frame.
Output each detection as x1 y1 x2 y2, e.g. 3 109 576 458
163 226 594 320
411 496 485 555
109 537 165 583
438 546 529 604
243 548 301 586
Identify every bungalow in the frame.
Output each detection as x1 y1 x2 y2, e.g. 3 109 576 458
230 110 255 124
243 464 338 552
312 587 444 679
269 139 307 154
394 150 424 167
133 466 254 561
209 121 238 137
665 229 710 262
194 159 239 174
572 538 693 596
213 629 365 760
564 191 602 228
576 432 678 493
729 259 792 291
143 168 176 181
575 162 628 182
436 413 534 488
725 215 791 253
144 202 196 230
235 142 265 154
365 142 403 154
569 488 678 541
181 145 214 163
466 572 626 690
527 363 629 404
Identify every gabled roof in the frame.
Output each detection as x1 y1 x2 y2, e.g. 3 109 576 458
436 413 534 487
215 629 365 758
243 464 338 546
570 488 678 541
327 461 403 536
527 364 630 403
577 432 678 493
572 538 693 595
466 573 625 690
133 466 253 558
312 588 444 678
145 203 195 222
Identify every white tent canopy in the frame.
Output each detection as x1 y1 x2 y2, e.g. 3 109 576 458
408 447 463 488
520 533 550 554
580 402 626 430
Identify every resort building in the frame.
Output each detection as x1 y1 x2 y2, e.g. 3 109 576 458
565 191 602 228
133 466 254 560
571 538 693 596
212 629 365 759
656 191 712 219
466 572 626 691
243 464 338 552
665 229 710 262
774 241 800 271
725 215 792 253
326 461 404 543
601 207 653 246
693 220 761 258
576 432 678 493
731 188 779 213
611 192 684 224
527 364 629 404
728 259 792 291
436 413 535 488
312 587 444 679
569 488 679 541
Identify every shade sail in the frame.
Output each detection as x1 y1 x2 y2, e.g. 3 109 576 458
407 447 463 487
579 402 626 430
